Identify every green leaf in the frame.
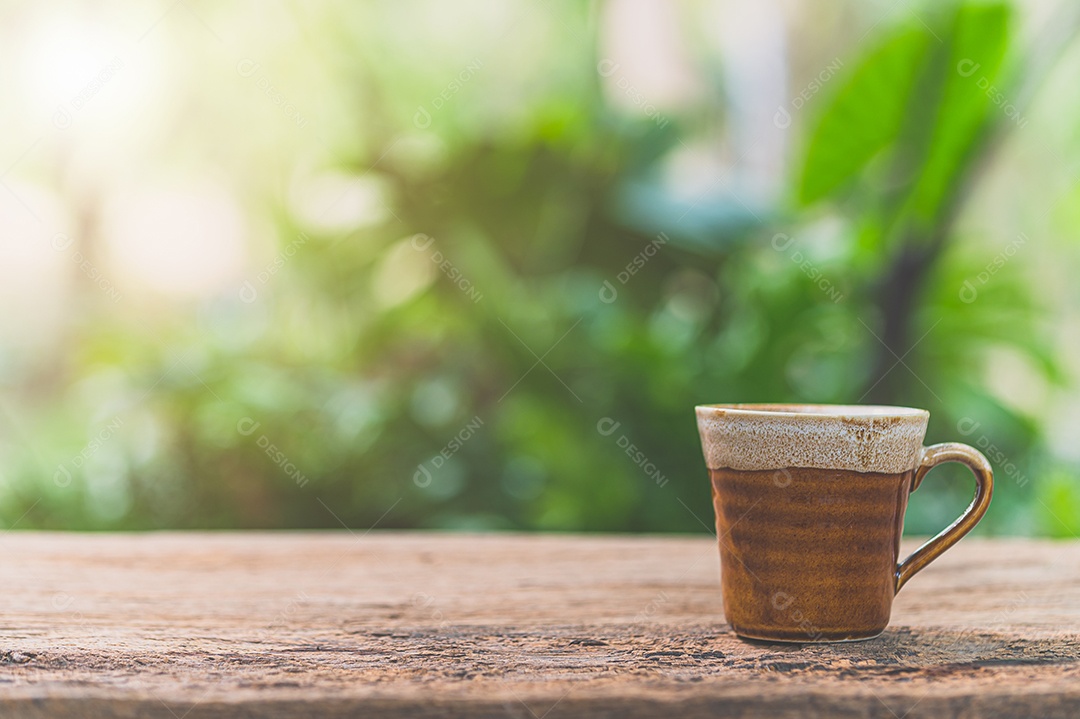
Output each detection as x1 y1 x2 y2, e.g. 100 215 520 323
797 27 931 204
906 2 1012 226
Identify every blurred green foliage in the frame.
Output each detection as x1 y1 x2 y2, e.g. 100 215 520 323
3 0 1077 536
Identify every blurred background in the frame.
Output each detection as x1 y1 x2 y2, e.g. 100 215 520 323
0 0 1078 535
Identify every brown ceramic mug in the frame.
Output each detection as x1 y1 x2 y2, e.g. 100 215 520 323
695 403 993 643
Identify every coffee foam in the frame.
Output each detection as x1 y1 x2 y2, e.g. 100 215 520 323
696 404 928 474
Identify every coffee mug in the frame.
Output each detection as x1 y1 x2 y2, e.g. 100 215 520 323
695 404 993 643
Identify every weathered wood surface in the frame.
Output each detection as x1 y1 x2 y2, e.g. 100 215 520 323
0 532 1077 718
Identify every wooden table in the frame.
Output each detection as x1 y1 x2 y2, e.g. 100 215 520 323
0 532 1077 718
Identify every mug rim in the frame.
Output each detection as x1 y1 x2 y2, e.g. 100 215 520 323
695 403 929 419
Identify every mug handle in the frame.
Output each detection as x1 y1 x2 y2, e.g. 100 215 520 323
895 442 994 592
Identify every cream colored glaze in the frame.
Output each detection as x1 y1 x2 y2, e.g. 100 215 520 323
695 404 928 474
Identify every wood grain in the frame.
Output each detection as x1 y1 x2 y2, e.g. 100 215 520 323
0 532 1077 718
